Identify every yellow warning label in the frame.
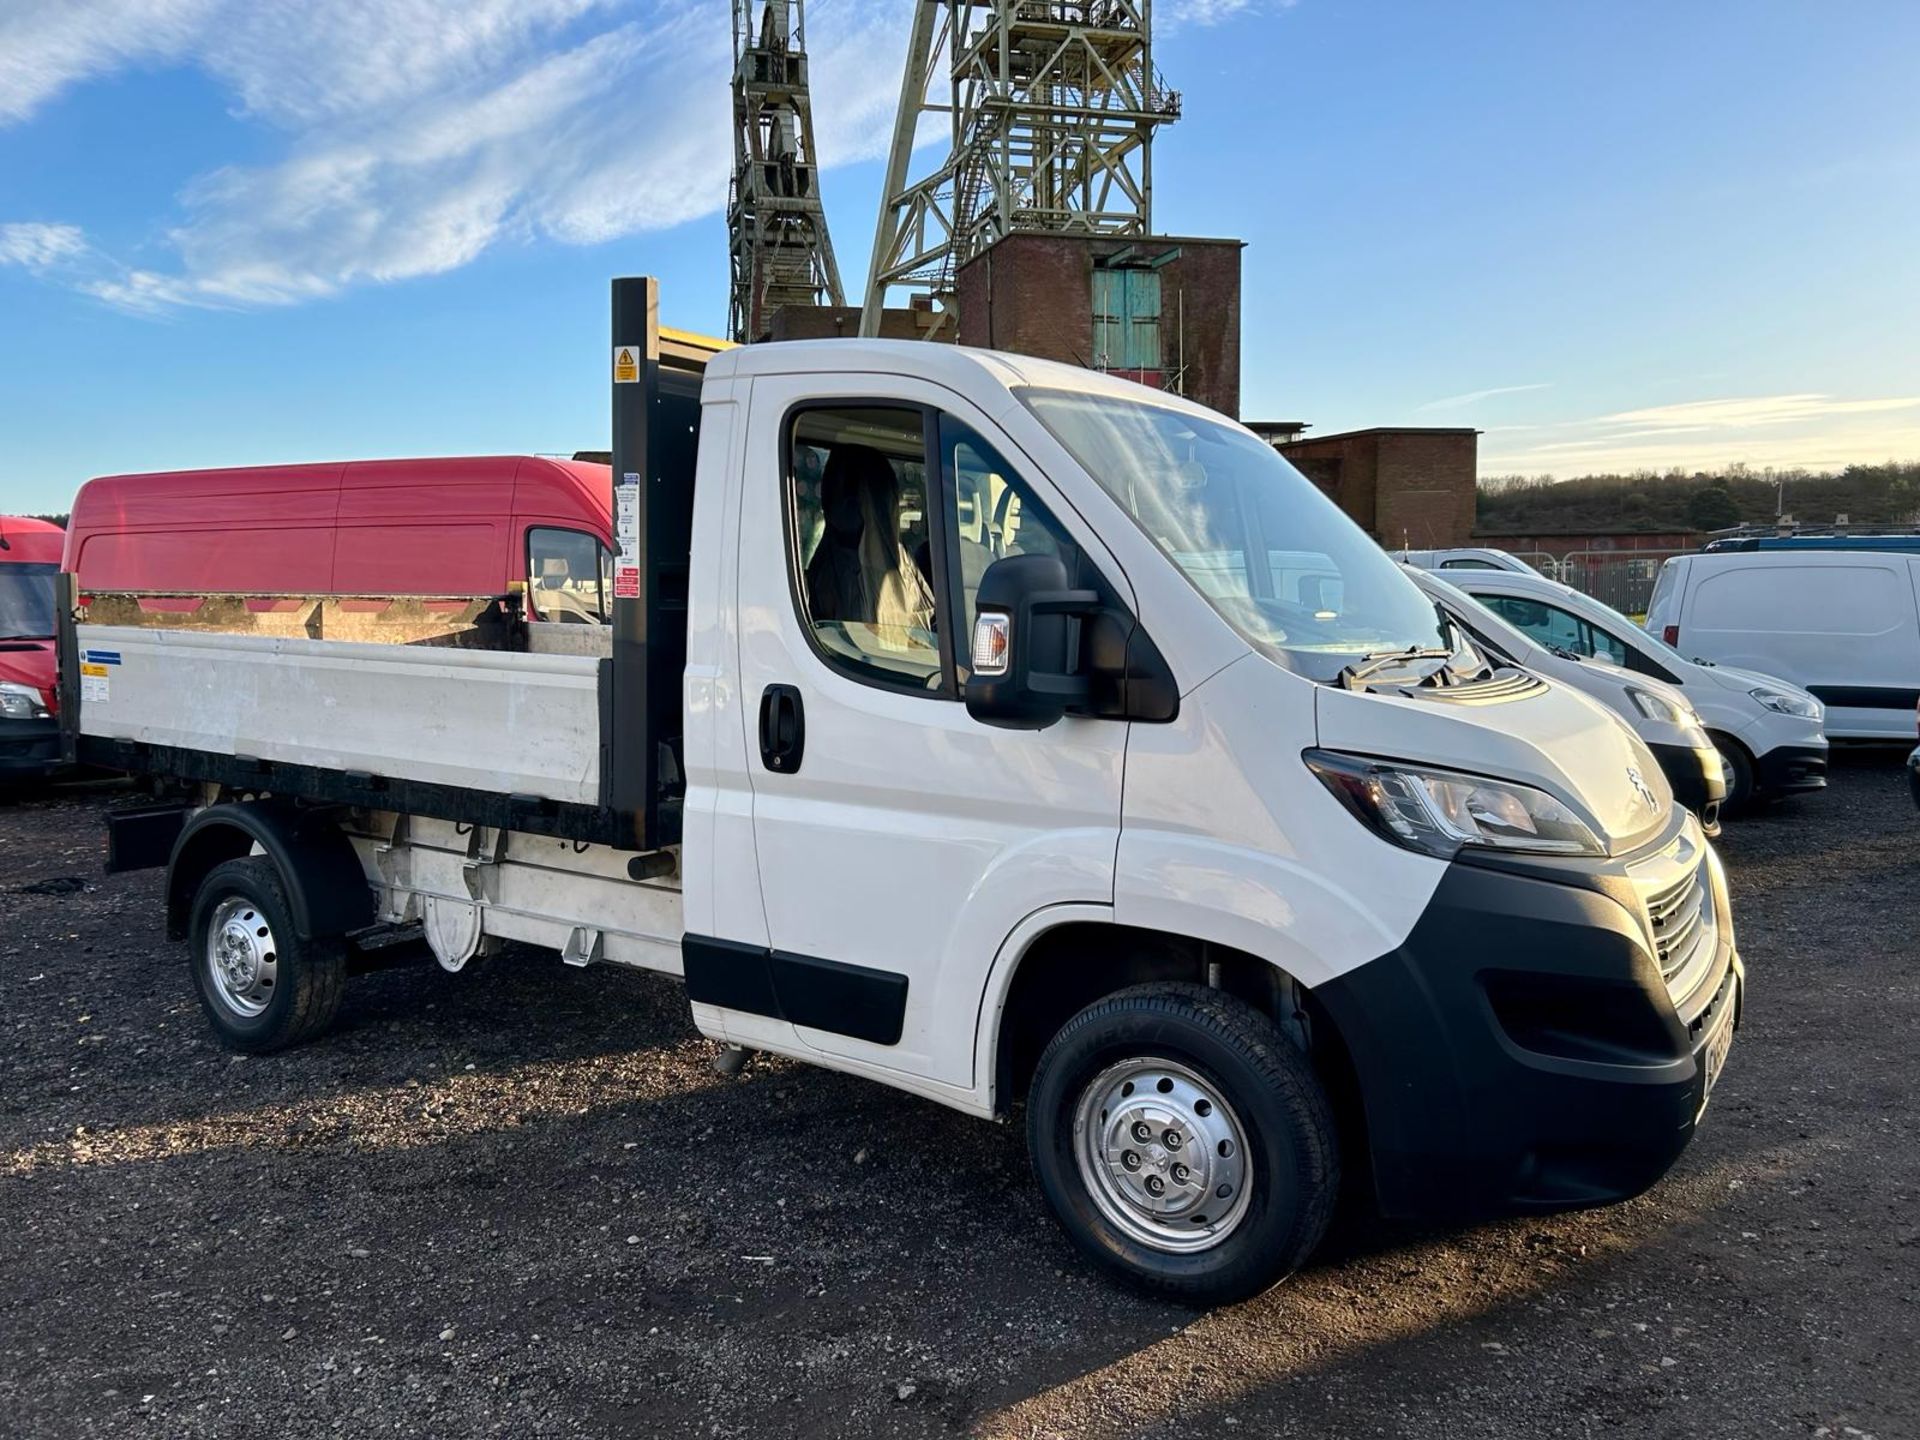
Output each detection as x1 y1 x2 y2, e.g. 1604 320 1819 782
613 346 638 384
80 662 108 678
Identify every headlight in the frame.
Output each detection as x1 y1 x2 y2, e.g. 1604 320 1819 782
0 681 50 721
1305 750 1607 859
1750 687 1821 719
1628 687 1690 724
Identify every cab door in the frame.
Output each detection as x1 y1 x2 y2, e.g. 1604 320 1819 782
713 373 1129 1091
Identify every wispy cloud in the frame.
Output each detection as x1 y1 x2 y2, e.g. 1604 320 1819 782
1417 382 1552 413
1164 0 1298 24
0 0 218 125
0 0 914 313
1593 394 1920 431
1480 392 1920 476
0 221 89 270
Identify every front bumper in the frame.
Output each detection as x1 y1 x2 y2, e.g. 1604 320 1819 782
0 716 61 778
1649 741 1726 833
1311 839 1741 1219
1753 742 1828 796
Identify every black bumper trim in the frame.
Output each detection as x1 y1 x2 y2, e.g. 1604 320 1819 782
1311 857 1739 1220
1648 741 1726 817
1752 743 1828 795
0 716 61 777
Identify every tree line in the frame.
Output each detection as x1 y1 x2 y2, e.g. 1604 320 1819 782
1476 462 1920 535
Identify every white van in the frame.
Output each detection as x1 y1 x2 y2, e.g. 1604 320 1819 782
1646 551 1920 742
1432 567 1828 810
1391 546 1539 574
1404 567 1725 827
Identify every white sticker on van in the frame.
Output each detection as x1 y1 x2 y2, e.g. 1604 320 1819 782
614 474 641 600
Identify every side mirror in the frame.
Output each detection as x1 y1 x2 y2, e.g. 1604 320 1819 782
965 553 1097 730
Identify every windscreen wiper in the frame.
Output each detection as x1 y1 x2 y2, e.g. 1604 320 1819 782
1338 646 1454 690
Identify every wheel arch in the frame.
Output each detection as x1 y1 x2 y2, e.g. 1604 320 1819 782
978 917 1367 1170
1706 728 1755 767
1706 729 1756 807
166 801 374 943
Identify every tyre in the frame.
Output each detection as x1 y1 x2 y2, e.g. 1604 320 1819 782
188 856 346 1052
1027 981 1339 1306
1714 737 1755 814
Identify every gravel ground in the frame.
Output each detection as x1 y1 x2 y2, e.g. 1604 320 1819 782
1 756 1915 1439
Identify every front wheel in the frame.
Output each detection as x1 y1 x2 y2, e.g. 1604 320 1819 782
1028 982 1339 1305
1714 736 1756 814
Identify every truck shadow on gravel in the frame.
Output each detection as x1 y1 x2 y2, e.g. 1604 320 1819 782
0 919 712 1139
968 1134 1911 1440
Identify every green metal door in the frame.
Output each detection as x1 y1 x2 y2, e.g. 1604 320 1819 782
1092 268 1162 373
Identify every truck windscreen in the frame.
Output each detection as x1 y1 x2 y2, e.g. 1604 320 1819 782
0 562 57 640
1020 390 1454 682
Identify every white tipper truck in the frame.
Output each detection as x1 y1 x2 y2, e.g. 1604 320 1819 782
59 279 1743 1304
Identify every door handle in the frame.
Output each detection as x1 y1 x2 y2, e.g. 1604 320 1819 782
758 684 805 774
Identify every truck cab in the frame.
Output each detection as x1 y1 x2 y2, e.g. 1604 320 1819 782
0 516 64 783
63 289 1744 1306
687 339 1741 1290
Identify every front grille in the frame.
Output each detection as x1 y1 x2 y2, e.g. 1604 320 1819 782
1647 863 1714 998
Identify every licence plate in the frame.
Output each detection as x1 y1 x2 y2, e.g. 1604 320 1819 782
1698 1006 1736 1115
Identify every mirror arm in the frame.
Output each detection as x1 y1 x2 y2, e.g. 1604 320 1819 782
1022 588 1101 706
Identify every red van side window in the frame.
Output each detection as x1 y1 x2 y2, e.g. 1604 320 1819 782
528 527 610 624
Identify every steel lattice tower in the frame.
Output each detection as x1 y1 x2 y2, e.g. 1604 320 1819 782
859 0 1181 337
728 0 845 343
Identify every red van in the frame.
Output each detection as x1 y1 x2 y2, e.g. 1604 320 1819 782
64 455 616 623
0 516 64 782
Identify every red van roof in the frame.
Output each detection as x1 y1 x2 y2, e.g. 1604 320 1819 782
1 515 67 566
66 456 612 597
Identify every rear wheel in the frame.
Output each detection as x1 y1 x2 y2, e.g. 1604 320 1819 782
1028 982 1339 1305
188 857 346 1052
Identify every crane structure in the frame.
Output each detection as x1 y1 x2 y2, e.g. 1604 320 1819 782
727 0 845 344
859 1 1181 337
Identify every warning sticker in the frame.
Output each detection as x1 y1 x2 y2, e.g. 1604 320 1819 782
613 472 642 600
613 346 640 384
81 671 109 703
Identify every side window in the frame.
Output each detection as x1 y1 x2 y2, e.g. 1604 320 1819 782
1484 596 1586 655
937 414 1080 676
787 406 948 694
1542 605 1588 654
527 527 609 623
1441 558 1499 570
1583 621 1628 665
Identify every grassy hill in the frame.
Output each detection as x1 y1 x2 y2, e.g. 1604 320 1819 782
1477 462 1920 535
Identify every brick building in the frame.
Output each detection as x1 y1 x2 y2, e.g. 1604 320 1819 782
1267 427 1480 548
1472 530 1701 559
764 305 938 343
954 233 1244 419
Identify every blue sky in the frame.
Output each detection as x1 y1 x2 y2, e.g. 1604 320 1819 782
3 0 1918 515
